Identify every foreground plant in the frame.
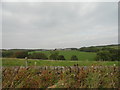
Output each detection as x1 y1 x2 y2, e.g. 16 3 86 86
2 65 120 88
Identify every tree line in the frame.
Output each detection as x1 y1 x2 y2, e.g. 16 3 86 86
95 48 120 61
1 51 78 61
79 46 119 61
1 44 119 61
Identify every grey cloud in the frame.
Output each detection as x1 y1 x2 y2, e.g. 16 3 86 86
2 2 118 49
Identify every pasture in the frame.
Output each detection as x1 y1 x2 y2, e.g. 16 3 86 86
2 58 119 66
29 50 96 61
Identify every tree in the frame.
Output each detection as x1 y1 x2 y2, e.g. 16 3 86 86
14 51 28 58
96 50 111 61
2 51 14 58
79 47 100 52
71 55 78 60
96 48 120 61
28 53 48 59
57 55 65 60
49 51 59 60
109 49 120 61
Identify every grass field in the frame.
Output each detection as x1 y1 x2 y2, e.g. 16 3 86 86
2 58 119 88
2 58 119 66
29 50 96 61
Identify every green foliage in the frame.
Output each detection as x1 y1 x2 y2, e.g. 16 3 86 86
71 55 78 60
49 52 59 60
79 46 100 52
79 44 119 52
109 49 120 61
96 50 111 61
30 50 96 61
14 51 28 58
2 51 14 58
29 53 48 59
57 55 65 60
96 49 120 61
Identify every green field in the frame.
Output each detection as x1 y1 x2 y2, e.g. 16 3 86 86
29 50 96 61
2 58 119 66
102 45 119 49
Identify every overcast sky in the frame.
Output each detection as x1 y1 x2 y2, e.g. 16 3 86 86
2 2 118 49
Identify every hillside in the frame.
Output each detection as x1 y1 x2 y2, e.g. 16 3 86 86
79 44 119 52
29 50 96 61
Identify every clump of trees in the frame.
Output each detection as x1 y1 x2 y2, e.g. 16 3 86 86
28 53 48 60
1 49 30 58
71 55 78 60
2 51 28 58
49 51 59 60
96 48 120 61
49 51 66 60
2 49 81 61
14 51 28 58
79 46 100 52
2 51 14 58
96 50 111 61
2 50 48 60
57 55 65 60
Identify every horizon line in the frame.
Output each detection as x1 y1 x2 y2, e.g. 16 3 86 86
1 43 119 50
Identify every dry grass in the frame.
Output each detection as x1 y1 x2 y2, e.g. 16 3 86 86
2 65 120 88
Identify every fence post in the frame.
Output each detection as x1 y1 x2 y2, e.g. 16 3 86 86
34 62 37 68
25 57 28 68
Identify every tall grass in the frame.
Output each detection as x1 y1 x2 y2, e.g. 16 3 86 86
2 65 119 88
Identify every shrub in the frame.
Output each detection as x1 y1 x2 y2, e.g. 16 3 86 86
14 51 28 58
57 55 65 60
71 55 78 60
49 52 59 60
96 50 111 61
109 49 120 61
29 53 48 59
96 49 120 61
2 51 14 58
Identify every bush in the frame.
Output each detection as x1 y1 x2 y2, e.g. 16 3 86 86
29 53 48 59
14 51 28 58
96 49 120 61
2 51 14 58
71 55 78 60
57 55 65 60
96 50 111 61
109 49 120 61
49 52 59 60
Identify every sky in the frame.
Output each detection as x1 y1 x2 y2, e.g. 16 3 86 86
2 2 118 49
